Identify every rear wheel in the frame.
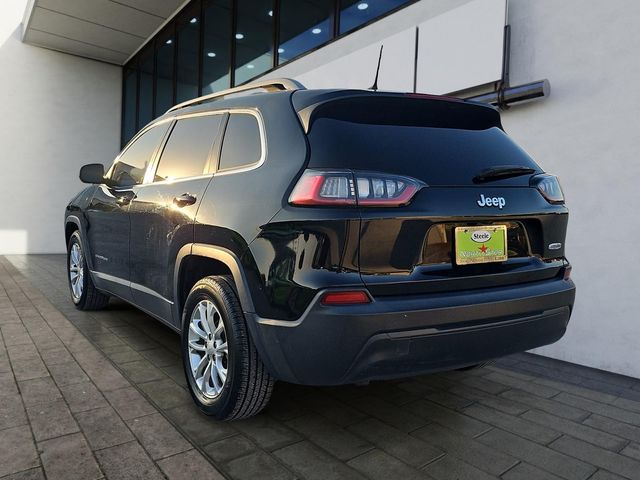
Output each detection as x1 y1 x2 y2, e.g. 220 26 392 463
67 231 110 310
182 276 274 420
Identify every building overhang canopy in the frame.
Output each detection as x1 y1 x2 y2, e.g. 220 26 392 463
21 0 185 65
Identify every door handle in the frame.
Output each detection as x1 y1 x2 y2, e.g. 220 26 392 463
116 191 136 206
173 193 197 208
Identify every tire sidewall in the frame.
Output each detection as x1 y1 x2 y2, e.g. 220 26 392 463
181 280 242 416
67 231 88 306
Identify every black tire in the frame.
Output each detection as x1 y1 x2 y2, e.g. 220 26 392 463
67 231 110 310
181 276 274 421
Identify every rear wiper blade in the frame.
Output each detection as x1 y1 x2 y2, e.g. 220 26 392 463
473 165 536 183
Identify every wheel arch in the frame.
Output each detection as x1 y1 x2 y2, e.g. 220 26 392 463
65 215 95 271
174 244 286 382
174 244 256 327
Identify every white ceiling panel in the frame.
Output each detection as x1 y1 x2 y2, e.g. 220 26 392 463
30 7 143 52
22 0 187 64
111 0 185 18
37 0 164 38
24 28 129 64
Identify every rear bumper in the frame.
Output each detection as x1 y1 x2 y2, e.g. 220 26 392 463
248 278 575 385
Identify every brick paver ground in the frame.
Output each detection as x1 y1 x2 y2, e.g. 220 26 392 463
3 254 640 480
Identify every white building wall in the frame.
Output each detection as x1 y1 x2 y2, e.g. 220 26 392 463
503 0 640 377
263 0 474 90
0 0 121 255
266 0 640 377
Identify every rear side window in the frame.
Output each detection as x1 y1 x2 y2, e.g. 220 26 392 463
111 124 167 186
154 115 222 181
219 113 262 171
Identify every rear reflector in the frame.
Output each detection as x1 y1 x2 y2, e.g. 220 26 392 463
289 169 423 207
321 291 371 305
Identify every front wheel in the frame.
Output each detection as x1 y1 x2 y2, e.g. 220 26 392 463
181 276 274 420
67 231 110 310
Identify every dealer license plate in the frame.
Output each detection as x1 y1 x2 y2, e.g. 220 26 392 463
454 225 508 265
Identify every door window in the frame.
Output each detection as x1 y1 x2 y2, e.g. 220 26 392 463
219 113 263 171
154 115 222 181
111 124 167 187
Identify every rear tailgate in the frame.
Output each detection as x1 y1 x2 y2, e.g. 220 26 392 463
304 95 569 295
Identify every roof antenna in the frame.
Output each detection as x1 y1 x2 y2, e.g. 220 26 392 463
369 45 384 91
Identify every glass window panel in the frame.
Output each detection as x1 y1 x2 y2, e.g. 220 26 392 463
155 34 175 115
155 115 222 181
111 125 168 187
122 68 137 145
339 0 411 34
176 9 201 103
138 52 154 129
202 0 232 94
219 114 262 170
278 0 333 64
234 0 274 85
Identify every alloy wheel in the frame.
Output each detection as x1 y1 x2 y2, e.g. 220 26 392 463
69 242 84 301
188 299 228 398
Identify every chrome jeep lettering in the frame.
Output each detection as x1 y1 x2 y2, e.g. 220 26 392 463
477 194 506 209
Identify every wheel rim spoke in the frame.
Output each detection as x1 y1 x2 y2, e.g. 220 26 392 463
189 322 207 341
192 353 207 377
216 342 228 355
188 339 206 351
69 243 84 300
188 299 228 399
215 356 227 384
201 360 211 391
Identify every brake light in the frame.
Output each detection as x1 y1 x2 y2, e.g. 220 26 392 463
531 174 565 204
289 170 423 207
321 291 371 305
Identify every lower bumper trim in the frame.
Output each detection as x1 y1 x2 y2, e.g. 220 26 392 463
343 306 569 384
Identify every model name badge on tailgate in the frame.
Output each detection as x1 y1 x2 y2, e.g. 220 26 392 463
477 194 506 209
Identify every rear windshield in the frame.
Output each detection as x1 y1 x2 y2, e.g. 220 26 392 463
306 98 541 186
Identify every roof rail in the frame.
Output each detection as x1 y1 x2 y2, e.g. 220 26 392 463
166 78 305 114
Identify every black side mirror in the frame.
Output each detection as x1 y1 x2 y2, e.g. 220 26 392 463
79 164 105 184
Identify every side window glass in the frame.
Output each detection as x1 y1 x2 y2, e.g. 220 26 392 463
219 113 262 171
111 125 167 187
155 115 222 181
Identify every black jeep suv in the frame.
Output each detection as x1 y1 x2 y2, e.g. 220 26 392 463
65 79 575 420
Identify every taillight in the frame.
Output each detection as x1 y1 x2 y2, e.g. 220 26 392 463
531 174 565 204
289 169 423 207
321 290 371 305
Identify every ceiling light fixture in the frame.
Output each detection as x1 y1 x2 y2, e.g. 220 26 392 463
207 52 216 57
312 28 322 34
235 33 244 39
357 2 369 10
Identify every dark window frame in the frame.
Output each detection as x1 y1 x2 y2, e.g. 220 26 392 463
201 0 233 94
121 0 419 146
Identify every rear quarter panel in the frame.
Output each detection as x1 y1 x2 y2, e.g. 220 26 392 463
194 96 312 318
